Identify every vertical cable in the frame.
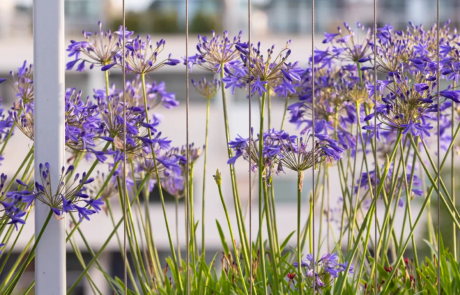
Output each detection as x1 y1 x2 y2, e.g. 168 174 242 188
311 0 316 292
373 0 378 294
185 0 191 294
122 0 128 293
248 0 253 294
436 1 441 294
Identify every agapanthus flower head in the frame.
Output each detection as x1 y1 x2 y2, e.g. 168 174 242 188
363 71 454 139
161 173 185 199
94 89 148 156
235 40 300 95
104 35 180 74
279 132 343 173
192 30 243 73
0 98 14 145
124 76 179 109
227 129 293 177
87 171 118 201
65 88 105 152
356 165 422 207
191 77 221 99
288 64 370 137
13 88 111 155
0 174 31 229
66 22 133 71
34 163 102 221
5 61 34 104
13 104 34 141
321 22 372 63
136 147 182 177
294 252 352 291
165 144 202 170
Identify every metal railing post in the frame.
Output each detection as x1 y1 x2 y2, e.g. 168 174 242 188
33 0 66 293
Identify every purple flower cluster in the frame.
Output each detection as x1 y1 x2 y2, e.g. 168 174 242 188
283 20 460 162
124 76 179 110
294 252 353 290
189 30 243 73
102 35 180 74
66 22 133 71
356 164 423 207
0 174 31 230
0 97 13 147
33 163 103 222
228 129 343 177
361 20 460 139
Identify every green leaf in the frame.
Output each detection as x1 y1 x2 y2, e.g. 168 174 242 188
280 231 295 252
416 269 437 295
216 220 230 256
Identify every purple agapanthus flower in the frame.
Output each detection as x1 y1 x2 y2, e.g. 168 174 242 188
294 252 352 290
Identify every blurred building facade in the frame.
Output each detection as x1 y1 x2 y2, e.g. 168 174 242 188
1 0 460 37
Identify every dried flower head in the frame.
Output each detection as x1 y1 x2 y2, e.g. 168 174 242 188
192 78 221 99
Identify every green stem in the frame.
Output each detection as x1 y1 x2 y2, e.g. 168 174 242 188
197 98 210 295
218 66 251 274
399 138 419 270
0 210 32 275
258 92 268 295
67 175 149 294
66 161 120 240
336 132 402 295
380 173 443 293
0 235 34 292
140 73 183 292
347 103 361 250
3 211 53 295
262 181 281 294
115 176 150 293
267 86 271 129
452 84 457 260
3 146 34 193
201 98 210 257
176 196 181 266
297 171 304 295
280 97 289 130
215 171 249 295
189 162 198 290
0 109 22 158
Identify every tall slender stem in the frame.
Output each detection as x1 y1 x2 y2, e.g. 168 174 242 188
176 196 181 267
201 98 210 257
452 81 457 260
189 163 197 270
280 97 289 130
297 171 304 295
262 180 281 294
258 92 268 295
218 67 251 273
3 211 53 295
215 172 249 295
267 86 271 129
140 73 183 292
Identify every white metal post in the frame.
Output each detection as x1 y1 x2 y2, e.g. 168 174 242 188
34 0 66 294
